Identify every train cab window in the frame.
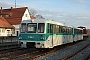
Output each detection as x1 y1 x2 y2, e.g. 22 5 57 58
62 26 66 33
38 23 45 33
68 27 72 34
50 24 53 33
27 23 37 33
21 23 26 33
59 26 61 33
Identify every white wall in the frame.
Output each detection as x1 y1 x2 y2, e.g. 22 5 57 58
0 28 12 36
22 9 31 21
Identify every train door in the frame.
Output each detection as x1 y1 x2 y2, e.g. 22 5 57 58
46 23 55 48
50 24 54 47
16 31 19 37
47 23 54 48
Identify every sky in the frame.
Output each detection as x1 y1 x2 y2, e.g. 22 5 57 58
0 0 90 28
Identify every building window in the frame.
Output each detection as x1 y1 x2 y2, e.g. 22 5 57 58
2 29 5 32
12 29 15 34
25 14 27 17
0 29 1 32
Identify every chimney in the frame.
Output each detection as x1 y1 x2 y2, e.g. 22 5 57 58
11 7 13 11
11 7 13 9
1 7 2 13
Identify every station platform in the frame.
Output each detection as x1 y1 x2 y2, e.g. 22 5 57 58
0 37 19 50
0 42 18 47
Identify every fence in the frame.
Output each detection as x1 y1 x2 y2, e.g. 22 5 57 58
0 36 18 44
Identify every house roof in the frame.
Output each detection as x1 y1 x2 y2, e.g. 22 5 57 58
0 17 14 28
6 18 22 25
0 7 29 25
30 16 35 19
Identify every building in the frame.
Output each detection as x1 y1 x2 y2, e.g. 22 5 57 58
0 7 31 36
0 17 14 36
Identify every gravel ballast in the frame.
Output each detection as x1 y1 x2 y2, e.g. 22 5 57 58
34 39 90 60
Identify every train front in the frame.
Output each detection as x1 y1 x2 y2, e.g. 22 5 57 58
19 22 47 48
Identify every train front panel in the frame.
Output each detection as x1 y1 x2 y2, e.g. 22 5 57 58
19 22 54 48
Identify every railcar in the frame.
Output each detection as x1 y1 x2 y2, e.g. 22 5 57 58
19 19 83 48
78 26 88 39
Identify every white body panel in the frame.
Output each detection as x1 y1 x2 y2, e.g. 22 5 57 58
35 34 83 48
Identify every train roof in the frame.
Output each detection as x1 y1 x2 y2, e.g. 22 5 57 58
34 19 64 26
77 26 86 29
21 19 64 26
21 20 32 23
77 28 83 30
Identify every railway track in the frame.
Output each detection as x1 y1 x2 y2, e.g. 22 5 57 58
0 48 30 59
25 49 57 60
2 41 82 60
0 42 19 51
0 39 89 60
85 54 90 60
0 47 21 54
2 48 56 60
62 43 90 60
4 50 40 60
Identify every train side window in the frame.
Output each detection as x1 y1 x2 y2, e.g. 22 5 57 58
59 26 61 33
38 23 45 33
47 23 50 33
57 25 59 33
54 24 58 34
66 28 68 33
67 28 70 34
61 26 63 33
62 26 66 34
50 24 53 33
70 28 72 34
68 28 72 34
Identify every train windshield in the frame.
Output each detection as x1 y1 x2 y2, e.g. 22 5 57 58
21 23 45 33
21 23 26 33
27 23 37 33
27 23 45 33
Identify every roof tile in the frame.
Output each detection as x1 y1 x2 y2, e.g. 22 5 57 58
0 17 14 28
0 7 28 25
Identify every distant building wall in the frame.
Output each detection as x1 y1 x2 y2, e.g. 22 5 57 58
12 24 20 36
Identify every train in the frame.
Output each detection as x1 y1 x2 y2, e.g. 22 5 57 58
18 19 83 48
77 26 88 39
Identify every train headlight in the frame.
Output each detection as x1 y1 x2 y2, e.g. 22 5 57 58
19 37 22 40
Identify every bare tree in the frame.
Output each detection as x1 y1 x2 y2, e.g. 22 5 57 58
29 9 37 16
35 14 45 19
29 9 45 19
